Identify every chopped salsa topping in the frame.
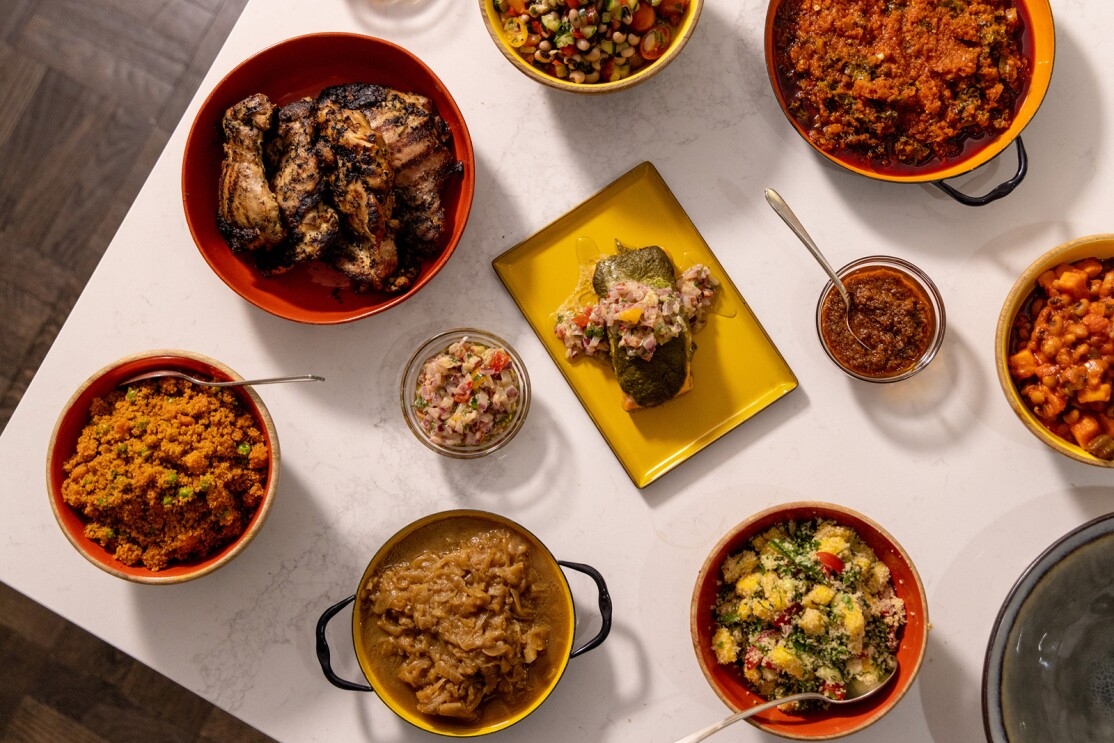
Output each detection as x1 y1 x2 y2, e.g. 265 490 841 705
554 262 717 360
413 338 521 448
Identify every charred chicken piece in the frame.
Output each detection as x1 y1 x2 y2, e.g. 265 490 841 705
315 101 399 291
258 97 340 276
217 93 286 252
318 83 461 254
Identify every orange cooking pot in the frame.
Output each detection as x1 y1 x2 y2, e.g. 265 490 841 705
765 0 1055 206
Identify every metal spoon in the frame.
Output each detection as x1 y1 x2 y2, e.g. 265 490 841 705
764 188 871 350
673 666 898 743
118 371 324 388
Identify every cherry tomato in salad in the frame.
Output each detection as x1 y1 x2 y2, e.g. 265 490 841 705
630 2 656 33
572 307 593 328
503 17 529 47
772 603 802 628
815 551 845 575
487 349 512 373
639 24 672 60
658 0 688 17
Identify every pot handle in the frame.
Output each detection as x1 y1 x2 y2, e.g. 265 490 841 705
559 560 613 659
315 594 374 693
933 137 1027 207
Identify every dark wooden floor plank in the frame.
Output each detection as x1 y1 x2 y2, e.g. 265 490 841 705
0 44 46 147
37 104 153 275
0 626 50 730
0 582 67 648
4 696 112 743
0 70 111 244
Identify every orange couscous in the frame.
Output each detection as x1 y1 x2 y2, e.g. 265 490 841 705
61 378 269 571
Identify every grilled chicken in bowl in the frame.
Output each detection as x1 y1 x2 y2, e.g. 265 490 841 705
183 33 475 324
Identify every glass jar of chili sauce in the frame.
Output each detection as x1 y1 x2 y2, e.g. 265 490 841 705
814 256 945 382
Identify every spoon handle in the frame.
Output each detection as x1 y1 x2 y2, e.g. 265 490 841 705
201 374 324 387
119 371 324 388
764 188 851 305
672 692 819 743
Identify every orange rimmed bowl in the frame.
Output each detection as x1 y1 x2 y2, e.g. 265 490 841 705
182 32 475 324
46 350 280 584
996 234 1114 468
480 0 703 94
315 509 612 737
764 0 1054 206
690 502 929 740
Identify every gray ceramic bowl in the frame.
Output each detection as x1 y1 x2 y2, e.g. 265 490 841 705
983 513 1114 742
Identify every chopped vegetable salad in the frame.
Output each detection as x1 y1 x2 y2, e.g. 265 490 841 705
494 0 690 85
412 338 522 448
554 263 716 360
711 519 905 710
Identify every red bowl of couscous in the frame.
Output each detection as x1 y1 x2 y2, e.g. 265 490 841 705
47 350 280 584
690 502 928 739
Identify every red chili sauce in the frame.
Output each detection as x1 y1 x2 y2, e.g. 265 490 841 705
772 0 1032 175
820 267 935 378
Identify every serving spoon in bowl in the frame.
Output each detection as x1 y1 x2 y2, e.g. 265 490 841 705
764 188 871 350
672 665 898 743
118 371 324 388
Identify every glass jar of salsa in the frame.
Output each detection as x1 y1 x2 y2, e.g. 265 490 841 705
815 256 945 382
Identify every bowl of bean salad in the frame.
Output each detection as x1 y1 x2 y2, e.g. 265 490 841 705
480 0 703 93
997 234 1114 467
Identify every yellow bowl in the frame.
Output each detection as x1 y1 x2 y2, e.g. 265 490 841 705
480 0 703 94
996 234 1114 467
764 0 1055 187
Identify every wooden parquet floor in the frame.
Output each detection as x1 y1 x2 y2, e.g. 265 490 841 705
0 1 274 740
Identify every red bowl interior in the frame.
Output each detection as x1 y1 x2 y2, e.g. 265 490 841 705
182 32 476 324
46 351 279 584
690 502 929 739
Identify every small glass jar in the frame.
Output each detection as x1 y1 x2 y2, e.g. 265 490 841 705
400 328 531 458
815 256 946 383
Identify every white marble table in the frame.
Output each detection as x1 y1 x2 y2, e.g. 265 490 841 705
2 0 1111 740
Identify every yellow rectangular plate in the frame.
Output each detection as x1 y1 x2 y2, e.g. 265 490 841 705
493 162 798 488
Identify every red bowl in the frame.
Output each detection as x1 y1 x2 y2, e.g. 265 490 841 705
764 0 1054 186
46 350 280 584
182 33 476 324
690 502 929 739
